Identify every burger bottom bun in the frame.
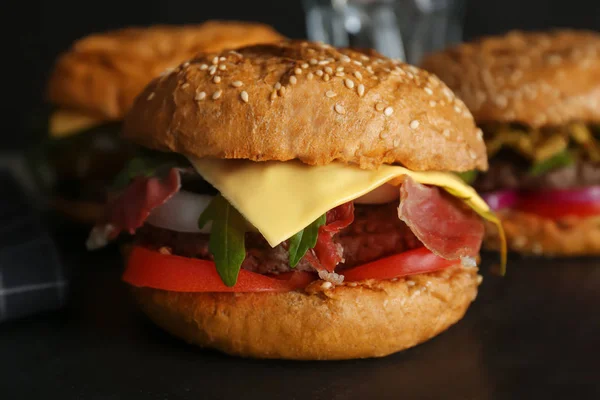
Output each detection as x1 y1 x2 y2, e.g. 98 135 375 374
50 196 105 225
132 264 480 360
485 209 600 256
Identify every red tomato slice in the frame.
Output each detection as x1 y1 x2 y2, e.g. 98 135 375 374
514 199 600 219
343 247 456 282
123 246 316 293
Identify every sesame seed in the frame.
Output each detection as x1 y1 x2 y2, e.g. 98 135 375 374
301 63 309 69
325 90 337 98
315 70 324 77
279 86 286 97
360 55 369 61
212 90 222 100
324 66 333 75
321 281 333 290
354 71 363 80
307 72 314 80
274 82 282 90
442 129 450 138
410 120 420 129
353 60 363 66
182 61 190 67
295 68 302 75
310 58 318 65
181 83 190 89
209 66 217 75
240 91 249 103
357 84 365 97
270 90 278 100
454 105 461 113
335 72 345 77
199 64 208 70
212 56 219 65
469 150 477 159
336 66 344 72
366 66 374 74
334 104 345 114
146 92 155 100
429 100 436 107
375 103 385 111
424 87 433 95
195 91 206 101
323 74 330 81
318 60 330 65
344 79 355 89
443 87 454 100
341 55 351 63
384 106 393 116
231 81 243 88
213 76 221 84
219 64 226 71
407 280 416 287
219 57 226 62
290 76 298 85
476 129 483 140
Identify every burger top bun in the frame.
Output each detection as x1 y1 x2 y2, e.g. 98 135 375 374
421 30 600 128
47 21 285 120
124 40 487 172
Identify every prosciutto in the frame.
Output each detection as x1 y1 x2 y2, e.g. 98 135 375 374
312 202 355 271
398 177 484 260
86 168 181 249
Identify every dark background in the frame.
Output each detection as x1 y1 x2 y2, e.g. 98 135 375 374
6 0 600 149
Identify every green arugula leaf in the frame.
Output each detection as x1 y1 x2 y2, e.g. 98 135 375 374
288 214 326 268
198 195 247 287
111 150 190 190
529 150 574 177
455 170 478 185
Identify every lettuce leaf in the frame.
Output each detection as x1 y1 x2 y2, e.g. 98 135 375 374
529 150 574 177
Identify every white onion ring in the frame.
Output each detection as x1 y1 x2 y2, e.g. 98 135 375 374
146 190 214 233
354 184 399 204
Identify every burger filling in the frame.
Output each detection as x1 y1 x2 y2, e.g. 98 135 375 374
88 151 504 291
462 122 600 220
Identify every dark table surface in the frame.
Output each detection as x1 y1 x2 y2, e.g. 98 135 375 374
1 220 600 400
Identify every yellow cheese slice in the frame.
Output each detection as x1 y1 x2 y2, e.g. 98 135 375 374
49 110 106 138
188 157 505 271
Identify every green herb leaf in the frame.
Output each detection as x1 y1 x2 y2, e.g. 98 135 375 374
455 170 478 184
288 214 326 268
529 150 574 177
198 195 247 287
111 150 190 190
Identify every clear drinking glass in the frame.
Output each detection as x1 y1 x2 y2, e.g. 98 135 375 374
303 0 466 65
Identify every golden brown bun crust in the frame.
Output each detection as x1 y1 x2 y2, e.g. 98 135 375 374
132 264 479 360
421 30 600 127
485 209 600 256
47 21 284 120
124 41 486 171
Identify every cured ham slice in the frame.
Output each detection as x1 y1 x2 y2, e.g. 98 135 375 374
313 202 355 271
398 177 483 260
87 169 181 249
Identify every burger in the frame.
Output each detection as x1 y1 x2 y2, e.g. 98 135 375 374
41 21 284 224
422 30 600 256
89 41 504 360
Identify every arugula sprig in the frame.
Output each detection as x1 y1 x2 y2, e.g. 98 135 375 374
288 214 326 267
111 149 190 190
198 195 248 287
528 150 574 177
197 196 326 286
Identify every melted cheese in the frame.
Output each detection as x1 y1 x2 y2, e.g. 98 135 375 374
188 157 499 248
49 110 106 138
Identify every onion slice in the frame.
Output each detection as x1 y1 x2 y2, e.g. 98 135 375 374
481 190 518 211
146 190 214 233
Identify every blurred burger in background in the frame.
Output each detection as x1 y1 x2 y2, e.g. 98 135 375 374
41 21 284 224
422 30 600 256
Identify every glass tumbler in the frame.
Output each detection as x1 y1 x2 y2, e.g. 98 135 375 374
303 0 466 65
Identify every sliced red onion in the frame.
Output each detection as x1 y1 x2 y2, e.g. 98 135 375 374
482 190 518 211
519 185 600 204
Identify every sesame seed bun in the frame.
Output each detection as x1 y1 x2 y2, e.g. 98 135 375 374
132 264 479 360
421 30 600 127
123 41 486 171
47 21 285 121
485 210 600 256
